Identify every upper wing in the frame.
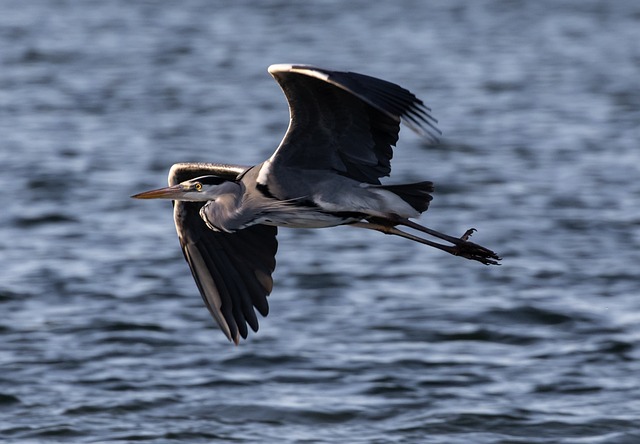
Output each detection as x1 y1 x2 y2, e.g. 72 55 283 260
168 162 250 183
169 163 278 344
265 64 440 185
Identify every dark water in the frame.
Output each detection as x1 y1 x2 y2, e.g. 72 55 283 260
2 1 640 442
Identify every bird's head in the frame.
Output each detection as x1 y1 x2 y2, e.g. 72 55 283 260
132 175 231 202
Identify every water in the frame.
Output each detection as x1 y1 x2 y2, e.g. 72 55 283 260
1 0 640 442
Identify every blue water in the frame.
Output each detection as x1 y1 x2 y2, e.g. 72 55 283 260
2 1 640 442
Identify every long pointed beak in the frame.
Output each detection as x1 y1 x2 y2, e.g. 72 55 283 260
131 184 185 199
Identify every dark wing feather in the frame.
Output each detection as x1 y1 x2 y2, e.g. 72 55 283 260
267 64 440 184
170 163 278 344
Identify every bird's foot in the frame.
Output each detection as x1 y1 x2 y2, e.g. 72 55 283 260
451 229 501 265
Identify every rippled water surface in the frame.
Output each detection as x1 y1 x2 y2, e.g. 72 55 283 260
2 1 640 442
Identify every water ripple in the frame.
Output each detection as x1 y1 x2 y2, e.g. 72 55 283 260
2 1 640 443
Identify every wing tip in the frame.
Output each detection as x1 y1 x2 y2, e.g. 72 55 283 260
268 64 440 144
268 64 330 81
268 63 294 74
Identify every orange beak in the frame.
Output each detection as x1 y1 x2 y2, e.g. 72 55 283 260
131 184 185 200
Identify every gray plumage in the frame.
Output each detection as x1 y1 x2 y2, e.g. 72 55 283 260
133 64 500 344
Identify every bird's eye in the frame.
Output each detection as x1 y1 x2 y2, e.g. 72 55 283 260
194 182 202 191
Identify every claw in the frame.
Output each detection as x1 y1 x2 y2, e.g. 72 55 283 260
454 239 501 265
461 228 477 241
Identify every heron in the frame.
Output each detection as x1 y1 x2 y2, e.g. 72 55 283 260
133 64 500 344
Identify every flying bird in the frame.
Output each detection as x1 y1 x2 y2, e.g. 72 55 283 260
133 64 500 344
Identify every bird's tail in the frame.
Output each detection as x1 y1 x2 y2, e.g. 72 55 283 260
376 181 434 214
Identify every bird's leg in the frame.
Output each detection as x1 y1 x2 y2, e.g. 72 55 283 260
352 219 501 265
397 218 501 265
350 221 462 256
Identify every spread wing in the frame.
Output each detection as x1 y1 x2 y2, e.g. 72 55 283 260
169 163 278 344
265 64 440 185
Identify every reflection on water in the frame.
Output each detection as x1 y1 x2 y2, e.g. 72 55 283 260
1 1 640 442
